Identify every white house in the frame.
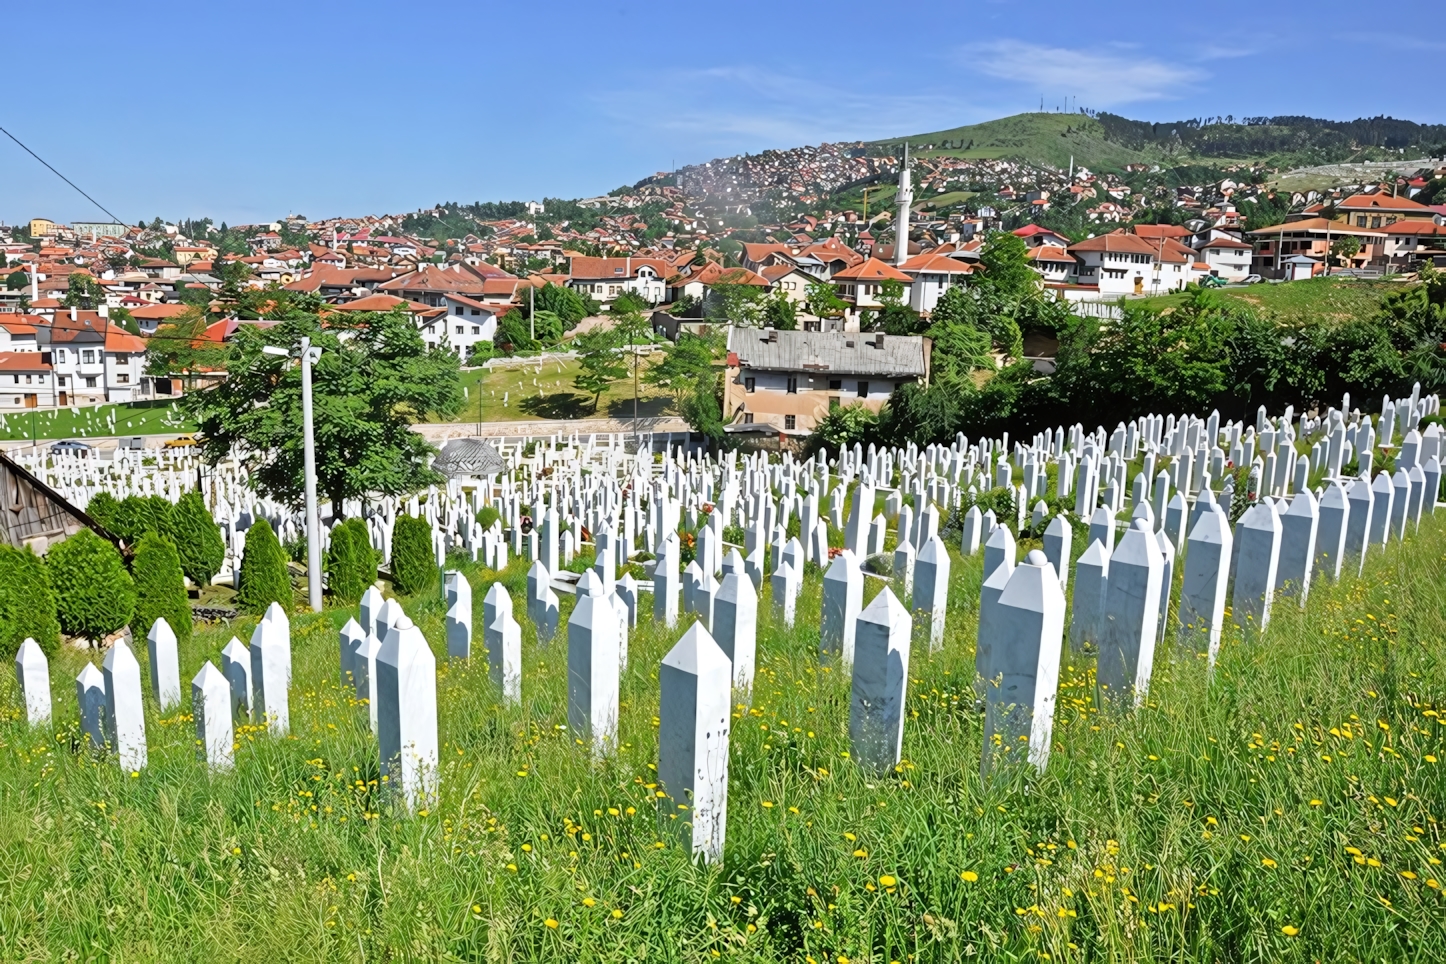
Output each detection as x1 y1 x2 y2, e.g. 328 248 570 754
0 352 56 410
1025 245 1077 285
898 252 974 313
438 294 507 361
1197 237 1253 281
1068 231 1192 297
566 256 671 308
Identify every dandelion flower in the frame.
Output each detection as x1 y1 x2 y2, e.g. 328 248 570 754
1282 925 1299 936
879 874 897 888
961 870 979 882
611 909 624 919
545 918 558 929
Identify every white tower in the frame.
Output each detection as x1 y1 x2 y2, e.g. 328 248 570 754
894 143 913 267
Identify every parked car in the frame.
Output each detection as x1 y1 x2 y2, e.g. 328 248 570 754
119 436 146 451
164 434 200 449
50 439 92 456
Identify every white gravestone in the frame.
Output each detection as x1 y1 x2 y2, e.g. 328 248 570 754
981 551 1065 778
658 622 733 863
527 561 560 642
568 592 621 759
102 639 148 771
983 525 1015 580
250 613 290 735
1178 506 1232 666
1042 515 1072 594
771 560 800 627
713 570 757 698
821 550 863 666
376 615 439 811
444 570 472 659
359 586 384 637
220 636 253 722
1068 540 1109 653
1232 502 1282 633
912 534 950 652
1276 488 1319 606
355 631 382 733
1314 480 1349 582
76 663 107 750
654 533 681 627
892 538 915 603
1096 520 1161 708
146 617 181 712
848 587 912 773
340 618 366 686
14 638 51 727
192 661 234 772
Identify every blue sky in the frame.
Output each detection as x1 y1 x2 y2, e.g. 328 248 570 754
3 1 1440 227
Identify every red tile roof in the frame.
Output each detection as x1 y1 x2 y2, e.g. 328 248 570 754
831 257 912 282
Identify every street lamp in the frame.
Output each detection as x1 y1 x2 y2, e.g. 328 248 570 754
263 337 324 612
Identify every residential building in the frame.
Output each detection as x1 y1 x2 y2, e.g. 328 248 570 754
0 353 55 409
565 256 670 307
1245 219 1385 277
1197 237 1253 280
1067 231 1192 296
1335 192 1437 230
898 252 973 313
1025 245 1076 284
722 327 930 437
831 257 912 312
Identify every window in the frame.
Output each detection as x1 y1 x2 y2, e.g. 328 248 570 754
84 377 96 388
471 308 481 315
455 304 464 314
828 379 842 390
24 375 32 384
56 349 66 362
743 413 754 424
1356 216 1367 228
1371 216 1381 229
58 377 65 387
456 325 464 334
745 377 756 393
472 326 481 335
786 377 798 394
117 374 129 384
784 415 796 430
82 350 96 364
857 381 869 397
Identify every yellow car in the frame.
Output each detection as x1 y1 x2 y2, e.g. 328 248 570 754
164 434 200 449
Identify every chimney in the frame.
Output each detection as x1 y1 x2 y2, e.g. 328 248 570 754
766 328 778 343
70 306 77 321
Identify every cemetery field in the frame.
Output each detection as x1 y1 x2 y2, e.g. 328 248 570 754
0 399 193 442
441 358 677 425
2 510 1445 961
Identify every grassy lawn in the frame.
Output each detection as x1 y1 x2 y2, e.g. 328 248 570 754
1 488 1443 959
440 355 677 424
0 398 193 442
1135 276 1403 325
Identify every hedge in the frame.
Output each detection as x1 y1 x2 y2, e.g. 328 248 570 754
390 514 436 596
46 530 136 645
130 531 192 642
237 518 292 614
326 518 378 603
0 545 62 657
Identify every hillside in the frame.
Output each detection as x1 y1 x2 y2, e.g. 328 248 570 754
868 113 1157 173
867 111 1446 172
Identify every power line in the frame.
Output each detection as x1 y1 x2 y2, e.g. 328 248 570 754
0 124 126 226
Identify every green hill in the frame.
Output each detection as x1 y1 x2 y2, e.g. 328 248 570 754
867 111 1446 174
869 112 1157 172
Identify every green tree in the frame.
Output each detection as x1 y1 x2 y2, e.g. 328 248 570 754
85 491 121 531
645 332 719 407
876 278 923 335
325 518 377 603
977 231 1037 299
6 270 28 291
706 281 765 326
1331 235 1362 266
531 282 591 327
611 289 650 314
130 531 192 643
62 272 107 310
185 308 462 514
108 495 175 545
47 530 136 645
494 312 536 353
806 279 848 320
679 371 725 445
0 545 61 657
807 402 880 455
236 518 292 614
390 514 436 596
762 289 798 330
112 307 141 336
926 286 994 385
165 490 225 587
572 327 628 412
146 307 225 385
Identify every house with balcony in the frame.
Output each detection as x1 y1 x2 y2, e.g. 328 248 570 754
898 252 973 313
565 256 670 308
1245 218 1385 277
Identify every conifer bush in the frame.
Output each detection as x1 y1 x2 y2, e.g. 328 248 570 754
326 518 378 603
84 491 120 531
164 490 225 587
45 530 136 645
109 495 175 545
236 518 292 614
0 545 62 657
389 514 436 596
475 505 500 531
129 531 192 642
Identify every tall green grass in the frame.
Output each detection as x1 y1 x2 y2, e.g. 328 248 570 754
0 513 1443 961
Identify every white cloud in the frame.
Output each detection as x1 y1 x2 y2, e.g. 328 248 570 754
593 65 993 154
961 40 1205 107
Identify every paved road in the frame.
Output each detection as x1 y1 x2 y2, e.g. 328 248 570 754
417 416 690 440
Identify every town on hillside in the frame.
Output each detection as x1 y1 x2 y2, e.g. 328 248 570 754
1 130 1443 440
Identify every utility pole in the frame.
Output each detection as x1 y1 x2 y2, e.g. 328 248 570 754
300 336 322 613
529 284 535 343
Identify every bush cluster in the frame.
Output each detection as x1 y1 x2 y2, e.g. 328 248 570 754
327 518 378 603
0 546 62 657
237 518 292 614
130 531 192 642
389 514 436 596
47 530 136 645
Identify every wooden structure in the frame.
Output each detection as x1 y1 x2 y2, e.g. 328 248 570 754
0 452 116 555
